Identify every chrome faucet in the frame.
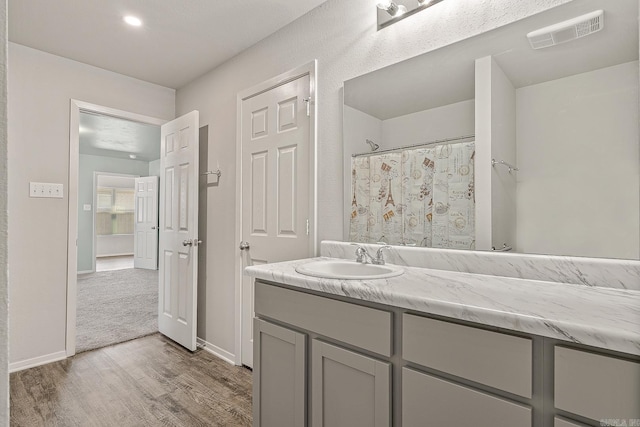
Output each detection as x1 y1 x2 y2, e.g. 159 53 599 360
351 244 392 265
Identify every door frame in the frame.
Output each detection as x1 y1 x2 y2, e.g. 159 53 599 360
67 100 166 357
234 61 318 365
92 172 139 272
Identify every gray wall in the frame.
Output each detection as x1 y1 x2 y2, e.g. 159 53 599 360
176 0 573 360
7 43 174 366
5 0 578 371
0 0 8 422
516 61 639 259
148 159 160 177
77 154 151 272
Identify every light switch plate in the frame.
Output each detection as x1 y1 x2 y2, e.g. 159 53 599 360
30 182 64 198
83 204 92 211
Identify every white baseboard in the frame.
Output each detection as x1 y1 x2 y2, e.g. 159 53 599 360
96 253 134 258
196 337 239 366
77 270 93 275
10 350 67 373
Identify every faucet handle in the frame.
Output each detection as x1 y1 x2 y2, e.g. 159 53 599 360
350 243 369 263
375 245 392 265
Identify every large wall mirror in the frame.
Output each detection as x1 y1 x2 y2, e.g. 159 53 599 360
343 0 639 260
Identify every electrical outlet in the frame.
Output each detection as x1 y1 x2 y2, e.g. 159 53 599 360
30 182 64 199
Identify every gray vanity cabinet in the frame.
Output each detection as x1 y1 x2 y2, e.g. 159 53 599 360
254 280 393 427
402 313 533 427
402 367 531 427
311 339 391 427
553 417 589 427
402 313 533 398
253 319 306 427
554 346 640 423
253 280 640 427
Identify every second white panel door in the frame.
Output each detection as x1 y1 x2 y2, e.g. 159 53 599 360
134 175 159 270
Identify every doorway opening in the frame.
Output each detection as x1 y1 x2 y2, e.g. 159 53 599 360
68 101 166 356
95 173 137 272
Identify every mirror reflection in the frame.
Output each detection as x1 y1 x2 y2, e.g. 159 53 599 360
343 0 639 260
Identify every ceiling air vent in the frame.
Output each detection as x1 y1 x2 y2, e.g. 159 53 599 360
527 10 604 50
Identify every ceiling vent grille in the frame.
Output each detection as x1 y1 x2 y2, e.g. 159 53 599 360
527 10 604 50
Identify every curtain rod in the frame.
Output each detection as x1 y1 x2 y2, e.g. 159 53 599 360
352 134 475 158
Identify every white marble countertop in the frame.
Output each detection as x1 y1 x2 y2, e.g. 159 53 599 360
245 257 640 356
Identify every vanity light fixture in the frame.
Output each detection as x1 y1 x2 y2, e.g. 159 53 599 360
124 15 143 27
377 0 446 30
377 0 407 17
129 154 137 159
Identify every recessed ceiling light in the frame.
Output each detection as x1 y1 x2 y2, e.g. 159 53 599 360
124 16 142 27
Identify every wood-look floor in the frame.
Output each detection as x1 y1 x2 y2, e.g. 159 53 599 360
10 334 252 426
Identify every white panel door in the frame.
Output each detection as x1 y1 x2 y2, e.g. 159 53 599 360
159 111 200 351
134 176 159 270
240 75 311 367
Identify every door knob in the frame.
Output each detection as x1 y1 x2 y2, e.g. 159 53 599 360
239 241 250 250
182 240 193 247
151 226 157 230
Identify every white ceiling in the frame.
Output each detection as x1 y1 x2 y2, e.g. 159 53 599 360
8 0 327 89
345 0 638 120
79 112 160 162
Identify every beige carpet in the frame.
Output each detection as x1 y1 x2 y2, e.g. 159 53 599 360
76 268 158 353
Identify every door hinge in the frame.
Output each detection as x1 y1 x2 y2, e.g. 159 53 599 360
306 219 309 236
303 98 310 117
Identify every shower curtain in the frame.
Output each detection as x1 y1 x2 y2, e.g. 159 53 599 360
349 141 475 249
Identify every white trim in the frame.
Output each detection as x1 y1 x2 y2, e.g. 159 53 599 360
96 252 135 258
77 270 93 275
196 337 238 366
234 61 318 366
9 350 67 373
67 100 166 358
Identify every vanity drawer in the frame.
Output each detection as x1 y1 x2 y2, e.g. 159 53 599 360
402 313 532 398
254 281 392 356
555 346 640 421
554 417 588 427
402 367 531 427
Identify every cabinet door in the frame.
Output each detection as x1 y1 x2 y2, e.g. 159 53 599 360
311 339 391 427
555 346 640 421
253 319 306 427
555 417 589 427
403 368 531 427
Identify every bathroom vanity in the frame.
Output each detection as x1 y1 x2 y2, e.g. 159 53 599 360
244 2 640 424
245 243 640 427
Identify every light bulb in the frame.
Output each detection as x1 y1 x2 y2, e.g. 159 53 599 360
124 16 142 27
377 1 406 16
395 4 407 15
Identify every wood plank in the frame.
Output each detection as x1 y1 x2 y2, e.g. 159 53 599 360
10 334 252 426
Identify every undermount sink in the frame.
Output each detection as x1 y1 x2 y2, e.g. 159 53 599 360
295 259 403 280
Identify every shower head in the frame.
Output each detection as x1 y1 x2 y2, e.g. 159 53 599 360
366 139 379 151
